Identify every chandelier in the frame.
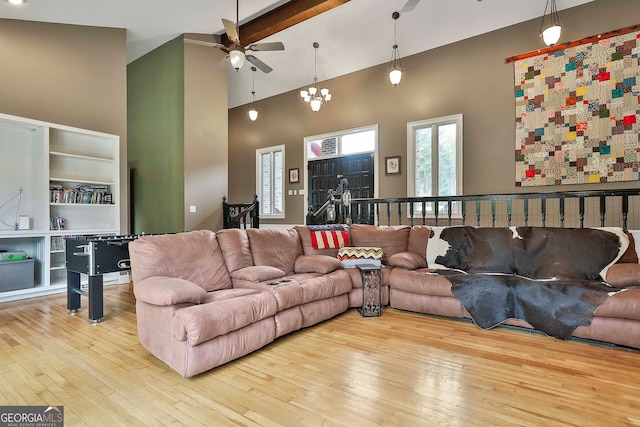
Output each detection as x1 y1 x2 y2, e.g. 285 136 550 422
539 0 561 46
300 42 332 112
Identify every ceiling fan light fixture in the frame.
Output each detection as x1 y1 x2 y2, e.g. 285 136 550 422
301 42 332 113
229 48 245 71
539 0 561 47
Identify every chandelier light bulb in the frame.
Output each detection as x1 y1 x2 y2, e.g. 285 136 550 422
310 99 322 112
309 87 318 95
320 88 329 97
300 90 308 98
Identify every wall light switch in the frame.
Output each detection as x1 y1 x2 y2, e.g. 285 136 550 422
298 189 305 195
288 190 293 196
293 190 298 195
189 205 196 213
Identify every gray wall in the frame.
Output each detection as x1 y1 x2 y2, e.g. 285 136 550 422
228 0 640 225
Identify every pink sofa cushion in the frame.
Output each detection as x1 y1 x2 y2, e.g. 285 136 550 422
231 266 285 282
129 230 232 292
172 288 278 346
606 263 640 288
134 277 206 305
350 224 410 264
388 251 428 270
294 255 341 274
216 229 254 273
247 228 303 275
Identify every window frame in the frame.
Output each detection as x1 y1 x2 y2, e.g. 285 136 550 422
256 144 285 219
406 114 463 217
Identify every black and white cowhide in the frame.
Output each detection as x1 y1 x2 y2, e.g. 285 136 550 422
426 226 629 339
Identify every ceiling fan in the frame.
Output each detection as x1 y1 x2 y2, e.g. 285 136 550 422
401 0 421 12
213 0 285 73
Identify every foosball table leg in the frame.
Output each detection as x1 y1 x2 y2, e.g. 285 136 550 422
67 270 81 314
87 275 104 323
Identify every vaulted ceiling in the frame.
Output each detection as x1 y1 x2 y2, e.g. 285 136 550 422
0 0 593 108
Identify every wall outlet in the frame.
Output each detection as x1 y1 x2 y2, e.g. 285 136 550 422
189 205 196 213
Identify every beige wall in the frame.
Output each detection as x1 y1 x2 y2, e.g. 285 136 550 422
228 0 640 225
184 40 228 231
0 19 128 232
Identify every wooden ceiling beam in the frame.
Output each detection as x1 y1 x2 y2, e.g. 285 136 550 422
220 0 350 47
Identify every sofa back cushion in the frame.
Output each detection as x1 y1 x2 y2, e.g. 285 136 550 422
350 224 410 265
129 230 232 292
216 229 254 273
246 228 303 275
294 225 350 257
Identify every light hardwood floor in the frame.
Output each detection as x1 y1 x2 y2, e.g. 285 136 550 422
1 284 640 426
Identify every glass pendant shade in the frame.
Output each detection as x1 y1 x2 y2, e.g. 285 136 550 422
229 49 245 70
310 99 322 112
389 68 402 85
542 25 561 46
248 108 258 121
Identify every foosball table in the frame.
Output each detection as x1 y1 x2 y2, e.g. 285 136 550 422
65 234 143 323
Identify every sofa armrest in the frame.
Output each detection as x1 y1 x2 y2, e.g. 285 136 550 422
294 255 341 274
387 251 428 270
134 277 207 306
606 263 640 288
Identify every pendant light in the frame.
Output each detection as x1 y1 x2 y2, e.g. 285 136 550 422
389 11 404 86
248 66 258 121
539 0 561 46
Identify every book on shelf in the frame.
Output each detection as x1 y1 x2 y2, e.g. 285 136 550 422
50 183 113 204
50 216 65 230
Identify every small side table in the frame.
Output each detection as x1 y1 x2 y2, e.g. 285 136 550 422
357 264 382 317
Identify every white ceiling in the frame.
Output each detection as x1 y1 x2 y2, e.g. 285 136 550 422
0 0 592 108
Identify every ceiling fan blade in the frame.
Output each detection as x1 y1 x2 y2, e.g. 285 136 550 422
248 42 285 52
246 55 273 73
401 0 420 12
215 55 230 70
222 18 240 44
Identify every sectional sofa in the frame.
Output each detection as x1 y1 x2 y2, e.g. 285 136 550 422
129 224 640 377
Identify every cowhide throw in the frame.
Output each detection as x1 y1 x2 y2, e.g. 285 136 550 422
427 226 628 281
442 271 621 339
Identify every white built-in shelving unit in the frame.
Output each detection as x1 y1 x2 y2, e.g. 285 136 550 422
0 113 121 302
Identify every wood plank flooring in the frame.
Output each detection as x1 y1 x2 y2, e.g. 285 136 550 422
1 284 640 426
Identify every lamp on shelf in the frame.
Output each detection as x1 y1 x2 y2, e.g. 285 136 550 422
300 42 332 112
248 66 258 121
389 11 404 86
539 0 561 46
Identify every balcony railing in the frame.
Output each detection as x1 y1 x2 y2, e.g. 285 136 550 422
322 189 640 230
223 195 259 229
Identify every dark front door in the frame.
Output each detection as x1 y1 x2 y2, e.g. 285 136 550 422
307 153 374 224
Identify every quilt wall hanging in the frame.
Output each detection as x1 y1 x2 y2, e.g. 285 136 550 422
511 25 640 187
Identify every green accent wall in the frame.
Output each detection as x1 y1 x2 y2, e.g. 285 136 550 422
128 36 185 234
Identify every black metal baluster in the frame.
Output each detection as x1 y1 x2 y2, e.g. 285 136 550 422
434 200 439 226
524 199 529 226
491 199 496 227
622 195 629 230
507 199 512 227
579 197 585 228
386 202 391 226
600 195 606 227
476 200 481 226
462 200 466 225
422 201 427 225
409 202 414 227
559 196 565 228
447 200 453 226
398 202 403 225
541 199 546 227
